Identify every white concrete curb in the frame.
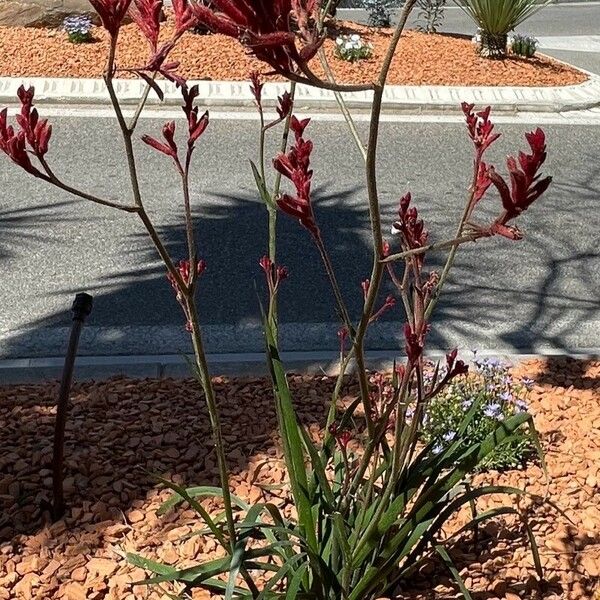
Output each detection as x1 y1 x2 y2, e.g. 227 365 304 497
1 73 600 113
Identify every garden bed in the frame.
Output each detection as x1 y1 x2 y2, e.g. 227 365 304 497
0 18 588 87
0 357 598 599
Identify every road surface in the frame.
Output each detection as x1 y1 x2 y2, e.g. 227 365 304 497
1 108 598 360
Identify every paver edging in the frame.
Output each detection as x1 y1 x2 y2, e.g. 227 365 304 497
1 71 599 112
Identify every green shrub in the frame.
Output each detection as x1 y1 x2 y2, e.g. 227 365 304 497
420 356 535 471
510 33 539 58
454 0 552 58
416 0 447 34
335 34 374 62
365 0 394 27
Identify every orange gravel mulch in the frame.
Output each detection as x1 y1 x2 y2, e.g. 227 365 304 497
0 18 587 87
0 357 599 600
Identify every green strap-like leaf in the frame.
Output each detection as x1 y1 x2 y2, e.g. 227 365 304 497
434 544 474 600
225 539 248 600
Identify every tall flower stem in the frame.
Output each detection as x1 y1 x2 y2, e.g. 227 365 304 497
186 297 238 548
103 33 240 561
352 0 418 437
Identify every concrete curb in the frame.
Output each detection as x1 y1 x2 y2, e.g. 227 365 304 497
1 73 600 113
1 349 598 384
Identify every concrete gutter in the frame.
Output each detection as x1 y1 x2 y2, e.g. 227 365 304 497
1 72 600 113
1 349 598 384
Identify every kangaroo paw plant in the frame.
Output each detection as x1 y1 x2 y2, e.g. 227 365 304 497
1 0 552 598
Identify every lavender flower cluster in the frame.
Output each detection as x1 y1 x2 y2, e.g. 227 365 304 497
418 354 535 470
63 15 93 43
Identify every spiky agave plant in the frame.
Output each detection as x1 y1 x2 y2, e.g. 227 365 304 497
454 0 552 59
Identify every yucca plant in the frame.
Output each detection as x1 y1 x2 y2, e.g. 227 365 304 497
0 0 554 598
454 0 552 58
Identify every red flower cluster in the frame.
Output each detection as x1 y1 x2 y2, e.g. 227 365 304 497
166 259 206 331
143 86 209 162
461 104 552 240
249 71 263 108
273 116 319 239
369 295 396 323
127 0 197 86
487 128 552 240
182 85 209 150
168 258 207 290
391 192 429 264
259 255 289 293
403 322 425 364
130 0 162 49
0 86 50 177
142 120 178 159
172 0 197 33
461 103 501 158
445 348 469 379
276 91 293 121
192 0 323 77
89 0 133 36
328 422 352 451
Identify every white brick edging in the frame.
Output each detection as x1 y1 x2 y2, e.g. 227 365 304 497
1 73 599 113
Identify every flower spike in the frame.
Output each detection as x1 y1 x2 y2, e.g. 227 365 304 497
191 0 324 79
88 0 133 36
273 117 319 239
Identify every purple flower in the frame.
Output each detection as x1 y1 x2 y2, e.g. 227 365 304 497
500 391 513 402
462 399 473 410
443 431 457 443
483 403 502 419
432 443 444 455
515 399 529 413
521 377 535 390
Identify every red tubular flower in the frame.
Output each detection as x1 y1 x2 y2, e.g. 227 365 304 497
15 85 52 159
136 40 186 87
445 348 468 378
290 115 310 140
168 259 206 291
404 322 425 364
473 161 491 204
391 193 429 263
130 0 162 49
487 128 552 240
89 0 133 35
249 71 263 109
273 117 319 239
167 258 206 330
142 120 179 159
182 85 209 149
328 422 352 451
370 295 396 323
0 87 50 177
337 327 348 354
192 0 323 78
276 91 293 120
172 0 197 33
259 255 289 291
462 103 501 157
361 279 370 300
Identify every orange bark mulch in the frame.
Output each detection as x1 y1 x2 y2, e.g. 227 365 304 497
0 358 599 599
0 18 587 87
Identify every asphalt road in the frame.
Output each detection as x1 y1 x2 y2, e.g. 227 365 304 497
1 109 599 359
340 2 600 74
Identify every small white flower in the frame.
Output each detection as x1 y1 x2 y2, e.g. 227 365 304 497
391 224 401 235
336 37 343 45
345 42 353 50
351 34 361 42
